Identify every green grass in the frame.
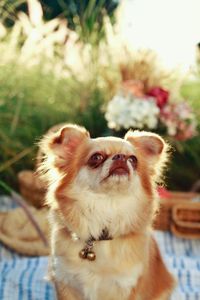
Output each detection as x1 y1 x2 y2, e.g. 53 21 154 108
0 60 109 189
180 80 200 120
0 0 117 191
166 136 200 191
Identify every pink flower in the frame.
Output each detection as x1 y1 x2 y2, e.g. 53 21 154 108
160 102 197 141
175 123 196 141
147 87 169 109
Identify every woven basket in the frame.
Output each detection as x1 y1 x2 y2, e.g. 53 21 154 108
171 202 200 239
18 170 46 208
154 192 200 239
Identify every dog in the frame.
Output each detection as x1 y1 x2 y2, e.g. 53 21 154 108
39 124 175 300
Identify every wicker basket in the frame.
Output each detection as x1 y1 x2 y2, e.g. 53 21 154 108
18 170 46 208
154 191 200 238
171 202 200 239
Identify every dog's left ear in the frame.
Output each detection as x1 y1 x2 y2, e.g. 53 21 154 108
125 130 164 155
124 130 169 167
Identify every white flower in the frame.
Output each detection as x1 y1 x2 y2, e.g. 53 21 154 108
105 93 159 131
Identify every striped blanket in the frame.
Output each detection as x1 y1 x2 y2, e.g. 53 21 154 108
0 196 200 300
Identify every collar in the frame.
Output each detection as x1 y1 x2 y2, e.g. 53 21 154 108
71 228 113 262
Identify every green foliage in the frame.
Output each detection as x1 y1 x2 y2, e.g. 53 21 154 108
0 0 113 190
0 61 108 189
1 0 119 44
166 136 200 191
0 0 26 26
171 80 200 191
39 0 119 44
181 81 200 119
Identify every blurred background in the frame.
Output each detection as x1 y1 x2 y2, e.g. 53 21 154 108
0 0 200 193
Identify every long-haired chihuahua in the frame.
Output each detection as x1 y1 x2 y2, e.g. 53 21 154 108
39 124 175 300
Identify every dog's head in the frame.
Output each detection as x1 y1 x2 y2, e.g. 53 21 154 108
39 124 169 238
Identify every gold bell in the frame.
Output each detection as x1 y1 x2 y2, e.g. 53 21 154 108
79 249 87 259
86 251 96 261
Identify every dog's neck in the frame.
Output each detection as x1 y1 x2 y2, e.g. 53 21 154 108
51 210 113 242
71 227 113 243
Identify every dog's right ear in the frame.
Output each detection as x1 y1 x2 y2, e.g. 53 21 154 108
50 124 90 155
40 124 89 156
38 124 90 176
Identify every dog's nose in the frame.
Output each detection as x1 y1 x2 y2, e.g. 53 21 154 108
112 154 126 161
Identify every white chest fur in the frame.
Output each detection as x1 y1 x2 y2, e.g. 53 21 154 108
66 177 149 241
54 254 143 300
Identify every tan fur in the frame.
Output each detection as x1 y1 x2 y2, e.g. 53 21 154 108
39 124 175 300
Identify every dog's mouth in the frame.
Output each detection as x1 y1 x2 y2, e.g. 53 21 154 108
100 161 130 183
109 162 130 177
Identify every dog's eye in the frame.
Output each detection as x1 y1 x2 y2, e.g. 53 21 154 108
91 153 104 161
88 153 105 168
128 155 137 168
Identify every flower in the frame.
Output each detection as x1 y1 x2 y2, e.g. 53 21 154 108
160 102 197 141
147 87 169 109
105 82 197 142
105 93 159 131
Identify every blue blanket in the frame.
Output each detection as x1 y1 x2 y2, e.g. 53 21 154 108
0 196 200 300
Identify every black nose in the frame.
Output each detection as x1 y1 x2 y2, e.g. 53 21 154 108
112 154 126 161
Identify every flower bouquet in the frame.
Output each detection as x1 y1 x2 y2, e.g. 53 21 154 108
105 80 197 141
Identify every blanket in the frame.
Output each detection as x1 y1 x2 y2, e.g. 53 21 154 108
0 195 200 300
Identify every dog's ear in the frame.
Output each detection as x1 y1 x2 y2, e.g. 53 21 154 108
38 124 90 176
125 130 165 157
124 130 169 178
51 124 90 154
